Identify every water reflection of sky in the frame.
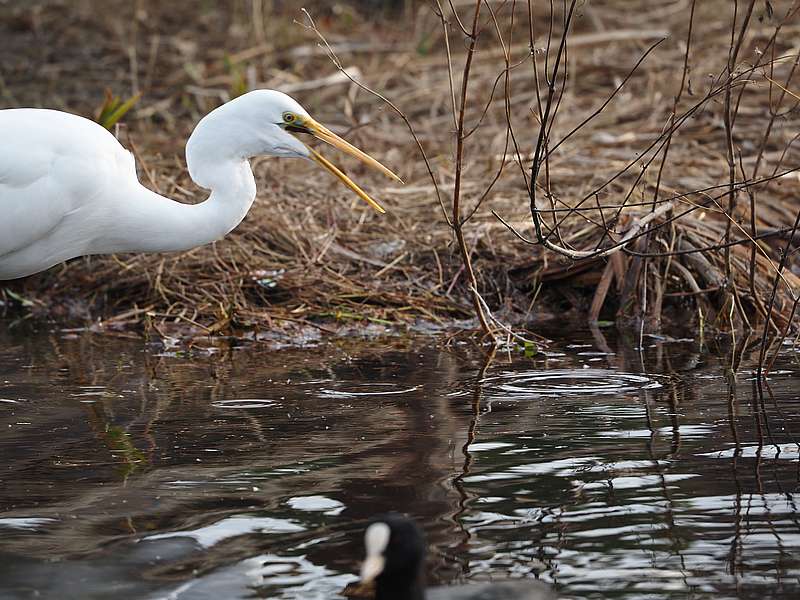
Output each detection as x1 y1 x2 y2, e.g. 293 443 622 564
0 324 799 599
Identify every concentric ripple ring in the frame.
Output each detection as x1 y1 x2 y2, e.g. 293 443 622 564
487 369 662 399
319 383 421 399
211 399 278 409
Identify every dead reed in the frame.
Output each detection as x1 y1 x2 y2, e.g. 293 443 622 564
1 0 798 351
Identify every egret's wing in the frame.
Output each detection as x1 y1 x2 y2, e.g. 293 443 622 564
0 129 69 257
0 108 136 260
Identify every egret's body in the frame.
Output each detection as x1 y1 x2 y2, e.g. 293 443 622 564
0 90 397 280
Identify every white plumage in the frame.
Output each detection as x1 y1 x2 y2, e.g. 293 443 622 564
0 90 398 280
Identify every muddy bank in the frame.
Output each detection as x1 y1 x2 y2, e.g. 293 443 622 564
1 1 798 340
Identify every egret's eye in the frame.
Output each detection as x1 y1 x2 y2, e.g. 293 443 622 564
282 112 297 124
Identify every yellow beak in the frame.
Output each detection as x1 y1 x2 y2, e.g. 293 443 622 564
293 117 402 214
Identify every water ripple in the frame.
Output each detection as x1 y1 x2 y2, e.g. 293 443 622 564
318 383 421 399
141 515 304 549
287 495 345 516
211 398 279 409
0 517 57 530
485 369 663 399
697 443 800 459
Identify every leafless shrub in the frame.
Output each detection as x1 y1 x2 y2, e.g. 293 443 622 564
1 0 798 346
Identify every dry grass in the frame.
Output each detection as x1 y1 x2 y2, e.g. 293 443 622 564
1 0 799 342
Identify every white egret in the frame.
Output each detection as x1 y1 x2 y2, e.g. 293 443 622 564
0 90 400 280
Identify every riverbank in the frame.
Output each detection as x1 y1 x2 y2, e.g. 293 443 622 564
2 0 798 340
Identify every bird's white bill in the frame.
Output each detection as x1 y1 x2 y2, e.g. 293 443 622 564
360 521 391 583
308 147 386 214
359 555 386 584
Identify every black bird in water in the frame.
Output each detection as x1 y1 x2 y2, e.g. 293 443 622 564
357 513 557 600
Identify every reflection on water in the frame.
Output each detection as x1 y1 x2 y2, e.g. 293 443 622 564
0 324 799 599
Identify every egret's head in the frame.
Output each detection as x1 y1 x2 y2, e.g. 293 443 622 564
230 90 313 159
189 89 400 213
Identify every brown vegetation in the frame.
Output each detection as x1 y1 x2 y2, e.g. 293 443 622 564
1 0 799 344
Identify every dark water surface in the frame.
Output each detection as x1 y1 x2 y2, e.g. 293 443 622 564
1 324 799 599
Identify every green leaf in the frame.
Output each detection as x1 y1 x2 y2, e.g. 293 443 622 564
96 90 141 130
4 289 34 307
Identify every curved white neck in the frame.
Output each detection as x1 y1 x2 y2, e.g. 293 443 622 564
91 162 256 255
91 116 258 255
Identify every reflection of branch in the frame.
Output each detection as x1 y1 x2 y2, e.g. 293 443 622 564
451 346 497 553
643 387 689 586
725 342 744 576
755 379 798 558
